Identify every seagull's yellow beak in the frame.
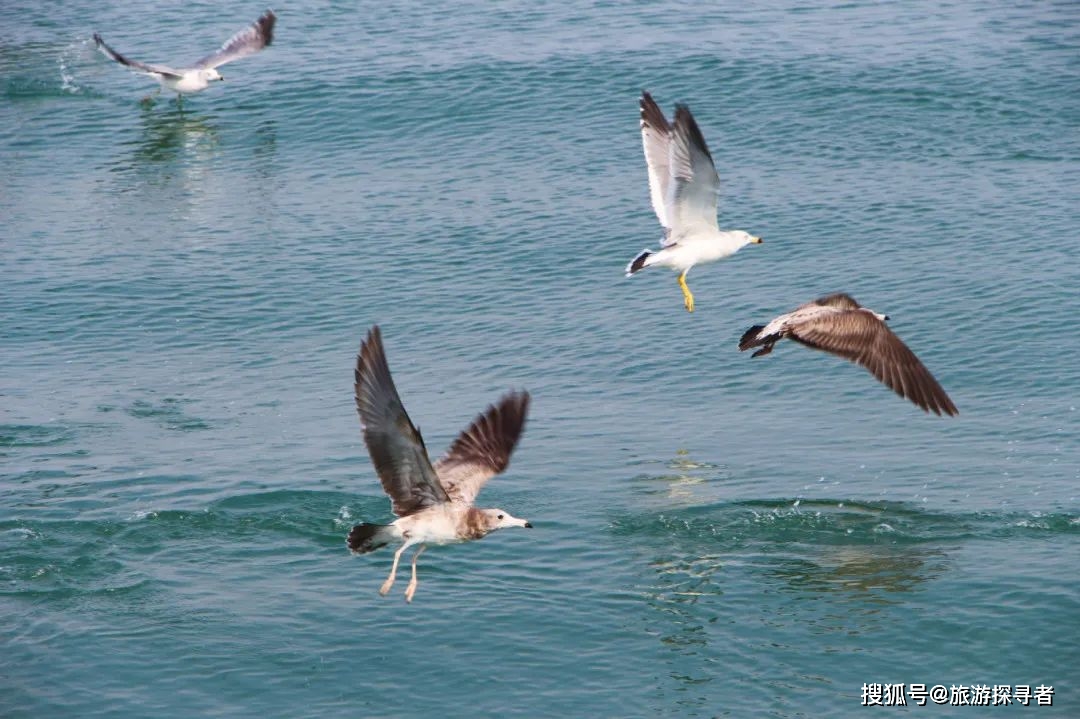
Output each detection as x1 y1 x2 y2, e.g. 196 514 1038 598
751 236 763 244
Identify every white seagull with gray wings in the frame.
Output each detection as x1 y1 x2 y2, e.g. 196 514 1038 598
625 91 762 312
347 326 532 603
93 10 275 104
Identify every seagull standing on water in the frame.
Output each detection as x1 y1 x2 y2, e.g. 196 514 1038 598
625 91 763 312
93 10 275 105
739 293 958 416
347 326 533 603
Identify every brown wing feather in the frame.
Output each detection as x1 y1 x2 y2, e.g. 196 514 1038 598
790 311 958 416
433 391 530 506
354 327 451 516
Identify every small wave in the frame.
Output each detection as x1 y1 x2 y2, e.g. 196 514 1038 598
610 500 1079 546
2 527 41 540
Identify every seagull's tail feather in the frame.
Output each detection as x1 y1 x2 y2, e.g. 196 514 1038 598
739 325 779 358
738 325 766 351
347 523 396 554
625 249 654 277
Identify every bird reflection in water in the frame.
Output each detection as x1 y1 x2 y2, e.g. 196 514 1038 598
129 106 219 165
629 448 725 505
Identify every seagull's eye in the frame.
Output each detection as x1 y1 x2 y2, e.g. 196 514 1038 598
497 514 504 520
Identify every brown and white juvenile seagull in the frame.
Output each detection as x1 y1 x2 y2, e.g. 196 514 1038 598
739 293 958 416
93 10 275 104
347 326 532 602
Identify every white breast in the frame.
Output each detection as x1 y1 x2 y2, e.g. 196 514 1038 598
396 506 465 545
170 72 210 94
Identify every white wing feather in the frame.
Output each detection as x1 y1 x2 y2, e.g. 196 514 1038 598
194 10 275 69
668 105 721 232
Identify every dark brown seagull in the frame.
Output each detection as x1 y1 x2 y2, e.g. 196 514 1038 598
739 293 958 416
347 326 532 602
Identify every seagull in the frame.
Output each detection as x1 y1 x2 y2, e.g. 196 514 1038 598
93 10 275 105
347 326 533 603
625 91 763 312
738 293 958 416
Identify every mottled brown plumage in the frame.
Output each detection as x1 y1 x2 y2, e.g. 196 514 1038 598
348 326 533 602
353 326 451 517
739 294 958 416
434 392 531 506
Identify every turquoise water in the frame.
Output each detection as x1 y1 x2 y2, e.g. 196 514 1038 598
2 1 1078 716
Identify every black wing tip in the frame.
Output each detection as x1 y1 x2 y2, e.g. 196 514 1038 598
355 325 388 400
488 390 531 435
673 104 695 127
489 390 531 470
639 90 670 131
258 9 277 45
359 324 384 359
92 33 122 61
919 388 959 417
489 387 531 432
878 349 959 418
913 395 959 417
500 389 531 417
673 103 714 161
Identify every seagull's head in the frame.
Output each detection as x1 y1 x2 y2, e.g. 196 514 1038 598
481 509 532 531
734 230 763 247
201 68 224 82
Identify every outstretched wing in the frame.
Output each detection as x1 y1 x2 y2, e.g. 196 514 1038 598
433 391 530 506
640 91 675 242
194 10 276 69
354 326 451 517
92 33 181 79
791 311 958 416
668 104 721 232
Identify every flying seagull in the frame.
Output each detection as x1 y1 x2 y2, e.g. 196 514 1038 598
347 326 533 603
739 293 958 416
625 91 762 312
93 10 275 105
